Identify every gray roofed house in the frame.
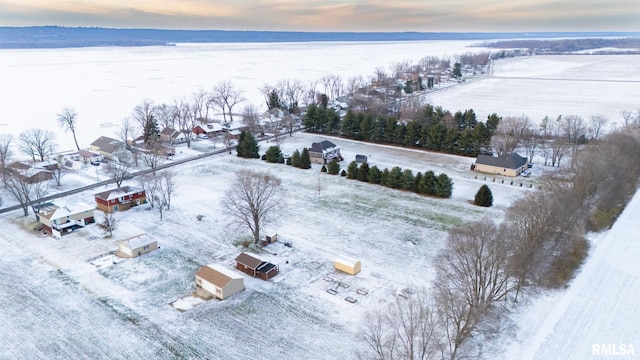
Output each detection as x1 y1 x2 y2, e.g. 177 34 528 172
309 140 343 164
89 136 129 161
473 152 528 177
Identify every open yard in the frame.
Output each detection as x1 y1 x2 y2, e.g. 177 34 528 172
0 132 533 359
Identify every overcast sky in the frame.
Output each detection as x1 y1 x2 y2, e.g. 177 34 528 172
1 0 639 32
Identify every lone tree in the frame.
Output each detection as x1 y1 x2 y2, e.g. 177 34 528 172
57 107 81 151
18 129 57 162
474 184 493 207
223 170 284 244
236 130 260 158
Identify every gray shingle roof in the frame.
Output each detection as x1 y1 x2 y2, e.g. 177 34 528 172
476 152 527 169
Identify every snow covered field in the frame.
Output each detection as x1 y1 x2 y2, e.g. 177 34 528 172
1 41 640 359
427 54 640 127
0 132 533 359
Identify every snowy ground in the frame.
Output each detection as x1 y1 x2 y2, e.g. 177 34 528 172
0 132 534 359
1 44 639 359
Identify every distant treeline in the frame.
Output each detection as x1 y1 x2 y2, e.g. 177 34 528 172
480 37 640 53
1 26 639 49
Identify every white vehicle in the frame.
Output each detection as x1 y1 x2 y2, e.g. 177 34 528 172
197 134 209 140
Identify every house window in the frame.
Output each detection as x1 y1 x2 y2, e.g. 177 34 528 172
143 245 149 250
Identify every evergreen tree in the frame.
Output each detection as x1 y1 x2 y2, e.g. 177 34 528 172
290 149 301 167
419 170 437 195
143 115 160 144
380 168 390 185
265 145 282 163
346 161 359 179
453 62 462 78
327 159 340 175
341 110 357 138
402 169 414 190
300 148 311 169
340 169 347 177
368 165 382 184
435 173 453 198
387 166 404 189
236 130 260 158
358 162 370 182
412 172 423 193
474 185 493 207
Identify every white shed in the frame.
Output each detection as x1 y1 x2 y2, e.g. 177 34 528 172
118 233 158 258
334 255 362 275
195 264 245 300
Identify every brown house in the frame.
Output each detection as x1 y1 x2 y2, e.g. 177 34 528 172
6 162 53 184
94 186 147 213
235 252 279 280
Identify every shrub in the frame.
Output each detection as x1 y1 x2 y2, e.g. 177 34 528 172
321 165 327 173
327 159 340 175
300 148 311 169
340 170 347 177
346 161 359 179
265 145 282 163
474 185 493 207
291 150 301 167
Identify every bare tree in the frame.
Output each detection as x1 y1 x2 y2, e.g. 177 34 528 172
223 131 234 154
137 173 158 209
241 104 261 135
358 291 441 360
282 78 304 113
154 103 176 129
28 180 49 220
191 88 211 123
57 107 80 151
119 117 140 167
140 142 164 175
3 172 32 216
132 98 156 130
173 97 195 148
50 159 65 186
211 81 244 123
560 115 588 168
0 134 13 184
491 115 531 156
222 170 284 244
304 79 319 106
589 114 608 141
18 129 57 162
346 75 365 95
107 160 130 188
101 212 117 237
154 171 177 220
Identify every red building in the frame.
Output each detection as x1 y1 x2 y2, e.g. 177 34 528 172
94 186 147 213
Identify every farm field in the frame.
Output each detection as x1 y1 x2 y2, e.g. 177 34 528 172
0 132 533 359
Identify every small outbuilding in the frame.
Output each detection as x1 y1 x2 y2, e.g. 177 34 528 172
334 255 362 275
118 233 158 258
195 264 245 300
235 252 279 280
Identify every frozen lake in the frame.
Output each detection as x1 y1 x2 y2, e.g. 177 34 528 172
0 40 485 150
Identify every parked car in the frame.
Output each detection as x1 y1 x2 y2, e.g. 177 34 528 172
197 134 208 140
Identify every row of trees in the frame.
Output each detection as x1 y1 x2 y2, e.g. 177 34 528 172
358 126 640 359
343 161 454 198
305 103 499 157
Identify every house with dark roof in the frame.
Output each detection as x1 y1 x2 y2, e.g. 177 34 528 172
235 252 279 280
94 186 147 213
472 152 528 177
89 136 129 161
195 264 245 300
309 140 343 164
6 162 53 183
159 128 187 144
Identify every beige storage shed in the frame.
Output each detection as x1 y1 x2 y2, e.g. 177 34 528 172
334 255 362 275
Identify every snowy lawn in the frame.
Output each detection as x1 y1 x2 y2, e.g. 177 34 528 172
0 132 534 359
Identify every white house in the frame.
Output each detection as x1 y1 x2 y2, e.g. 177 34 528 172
195 264 245 300
37 202 96 238
118 233 158 258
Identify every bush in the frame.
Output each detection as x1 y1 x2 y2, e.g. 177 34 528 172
291 150 301 167
300 148 311 169
346 161 359 179
547 237 590 288
321 165 327 173
327 159 340 175
474 185 493 207
368 166 381 184
358 162 369 182
265 145 282 163
340 169 347 177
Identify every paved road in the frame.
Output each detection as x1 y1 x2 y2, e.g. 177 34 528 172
0 130 299 215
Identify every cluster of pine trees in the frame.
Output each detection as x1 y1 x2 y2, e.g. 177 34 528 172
339 160 453 198
304 103 500 157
